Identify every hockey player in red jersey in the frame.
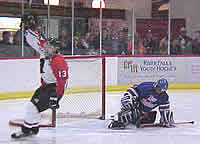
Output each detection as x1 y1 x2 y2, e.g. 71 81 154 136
11 36 69 139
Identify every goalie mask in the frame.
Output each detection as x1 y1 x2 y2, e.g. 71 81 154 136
43 38 60 58
154 78 168 93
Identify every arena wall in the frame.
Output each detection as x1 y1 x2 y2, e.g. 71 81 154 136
0 56 200 100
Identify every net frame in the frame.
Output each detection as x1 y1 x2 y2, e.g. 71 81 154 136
9 56 106 127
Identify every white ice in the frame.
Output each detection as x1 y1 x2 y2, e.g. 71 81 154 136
1 90 200 144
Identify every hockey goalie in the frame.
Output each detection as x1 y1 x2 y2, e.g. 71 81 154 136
108 78 174 129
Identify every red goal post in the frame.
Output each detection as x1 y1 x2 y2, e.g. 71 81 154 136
9 56 106 127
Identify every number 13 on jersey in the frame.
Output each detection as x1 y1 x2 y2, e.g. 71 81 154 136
58 70 67 78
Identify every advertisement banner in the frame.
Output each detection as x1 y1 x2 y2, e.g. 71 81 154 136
117 57 200 85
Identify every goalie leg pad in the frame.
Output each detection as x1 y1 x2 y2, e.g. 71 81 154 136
108 120 125 129
118 109 137 125
160 110 174 127
108 108 142 129
108 110 132 129
131 108 141 124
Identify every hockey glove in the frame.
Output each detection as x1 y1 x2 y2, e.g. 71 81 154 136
49 94 61 109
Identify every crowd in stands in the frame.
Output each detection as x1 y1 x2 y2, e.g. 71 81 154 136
59 18 129 55
0 31 38 57
0 26 200 57
128 27 200 55
59 26 200 56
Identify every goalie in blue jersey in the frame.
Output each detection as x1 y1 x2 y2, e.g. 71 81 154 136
108 78 174 129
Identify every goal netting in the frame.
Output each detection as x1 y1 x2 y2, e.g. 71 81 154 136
9 56 105 127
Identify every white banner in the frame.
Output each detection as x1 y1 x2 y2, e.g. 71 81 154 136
117 57 200 85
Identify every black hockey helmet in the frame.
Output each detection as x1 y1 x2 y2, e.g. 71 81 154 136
21 13 41 31
47 37 60 48
43 37 60 57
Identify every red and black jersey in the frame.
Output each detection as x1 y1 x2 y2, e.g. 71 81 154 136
41 54 68 96
25 29 69 96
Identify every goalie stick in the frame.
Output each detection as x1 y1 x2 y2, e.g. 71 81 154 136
139 120 195 128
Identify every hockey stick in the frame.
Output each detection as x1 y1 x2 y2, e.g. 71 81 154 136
139 120 195 128
52 108 56 127
173 121 195 125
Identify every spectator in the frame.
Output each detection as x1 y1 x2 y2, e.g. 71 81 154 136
91 33 102 54
171 37 179 55
85 32 99 55
159 35 168 55
0 31 12 45
0 31 12 56
118 28 128 55
74 32 89 55
59 27 72 55
13 31 22 45
191 31 200 55
134 33 146 55
60 33 72 55
169 35 177 55
172 27 192 55
0 31 37 57
143 31 156 55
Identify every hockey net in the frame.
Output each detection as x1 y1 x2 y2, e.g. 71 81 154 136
9 56 105 127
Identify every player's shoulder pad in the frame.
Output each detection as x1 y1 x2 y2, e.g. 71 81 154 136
52 54 64 61
51 55 66 65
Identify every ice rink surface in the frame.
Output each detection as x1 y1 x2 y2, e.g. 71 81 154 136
1 90 200 144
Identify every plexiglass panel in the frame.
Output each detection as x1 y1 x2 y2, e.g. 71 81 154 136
0 0 199 57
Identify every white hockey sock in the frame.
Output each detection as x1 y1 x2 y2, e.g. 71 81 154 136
24 102 41 128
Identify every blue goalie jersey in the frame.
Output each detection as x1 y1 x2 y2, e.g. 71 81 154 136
135 82 170 112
